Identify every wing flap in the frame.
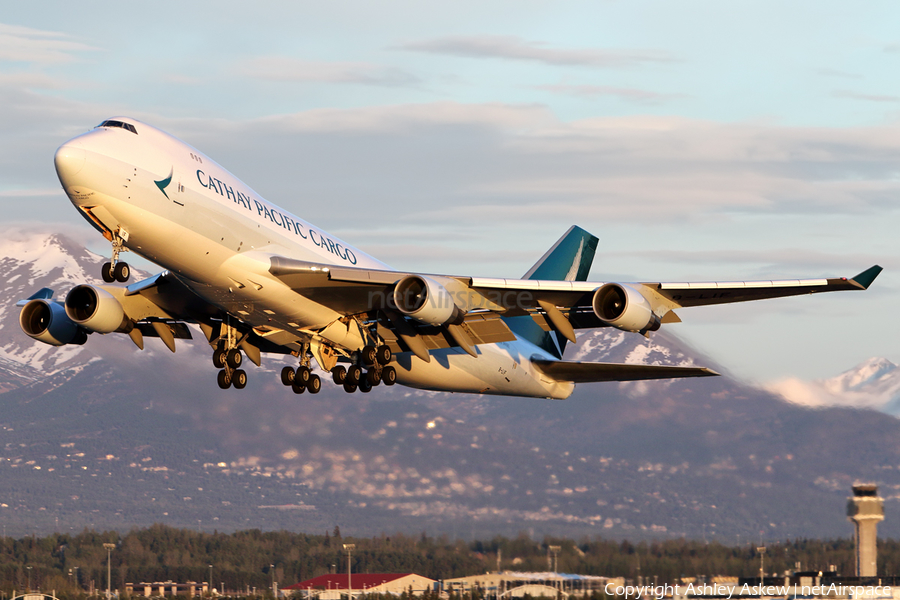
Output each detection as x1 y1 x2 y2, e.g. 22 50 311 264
533 359 718 383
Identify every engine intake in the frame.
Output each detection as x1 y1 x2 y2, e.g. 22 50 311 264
592 283 660 333
19 299 86 346
393 275 463 326
65 284 129 334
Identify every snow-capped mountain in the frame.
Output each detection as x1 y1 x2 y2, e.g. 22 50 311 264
3 229 900 542
767 357 900 415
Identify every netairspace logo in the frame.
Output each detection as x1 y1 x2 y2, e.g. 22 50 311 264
604 583 892 599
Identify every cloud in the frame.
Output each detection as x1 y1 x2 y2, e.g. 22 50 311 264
158 105 900 233
531 83 684 104
396 35 675 68
832 89 900 103
239 56 420 87
767 358 900 414
816 68 862 80
0 22 98 64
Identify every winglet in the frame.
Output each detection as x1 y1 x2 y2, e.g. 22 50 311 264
850 265 883 290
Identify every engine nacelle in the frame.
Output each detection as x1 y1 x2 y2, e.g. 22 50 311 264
592 283 661 333
19 299 86 346
65 284 129 334
393 275 463 326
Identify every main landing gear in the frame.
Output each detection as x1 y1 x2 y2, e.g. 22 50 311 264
212 326 247 390
332 344 396 394
280 364 322 395
101 230 131 283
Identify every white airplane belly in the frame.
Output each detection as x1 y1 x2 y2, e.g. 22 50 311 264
393 342 574 399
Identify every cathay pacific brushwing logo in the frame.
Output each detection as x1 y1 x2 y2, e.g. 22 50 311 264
154 168 173 199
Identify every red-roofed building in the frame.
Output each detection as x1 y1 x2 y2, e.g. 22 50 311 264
284 574 436 598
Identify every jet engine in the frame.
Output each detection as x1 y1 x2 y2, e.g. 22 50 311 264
592 283 660 333
393 275 463 326
64 284 130 333
19 299 86 346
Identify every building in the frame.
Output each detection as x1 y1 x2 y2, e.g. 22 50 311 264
848 483 885 578
285 574 437 599
443 572 617 598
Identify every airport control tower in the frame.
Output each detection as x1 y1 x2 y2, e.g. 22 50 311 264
847 483 885 577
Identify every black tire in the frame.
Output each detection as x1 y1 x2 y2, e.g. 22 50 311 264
382 365 397 386
307 374 321 394
213 349 227 369
376 345 392 365
114 262 130 282
233 369 247 389
217 370 231 389
226 348 242 369
292 380 306 394
343 382 357 393
295 365 310 384
280 366 295 386
366 369 381 386
346 365 362 385
358 377 372 393
361 345 377 366
331 366 346 384
101 262 115 283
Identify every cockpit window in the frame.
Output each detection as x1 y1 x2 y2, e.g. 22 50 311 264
97 120 138 134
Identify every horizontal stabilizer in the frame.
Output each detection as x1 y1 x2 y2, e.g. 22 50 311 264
533 359 718 383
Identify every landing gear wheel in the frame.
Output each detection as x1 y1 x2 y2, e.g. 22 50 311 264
331 366 346 385
232 369 247 389
346 365 362 385
213 349 227 369
226 348 242 369
358 377 373 393
113 262 130 283
217 370 231 389
307 374 321 394
101 262 115 283
382 365 397 386
376 345 392 365
291 380 306 394
343 382 358 393
281 366 295 386
366 369 381 386
361 345 377 366
295 365 310 384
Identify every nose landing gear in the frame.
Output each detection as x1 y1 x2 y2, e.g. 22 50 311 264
101 230 131 283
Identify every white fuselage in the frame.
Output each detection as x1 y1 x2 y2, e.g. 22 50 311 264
54 118 574 399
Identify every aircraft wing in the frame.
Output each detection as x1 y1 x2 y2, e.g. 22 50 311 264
269 256 882 344
532 359 718 383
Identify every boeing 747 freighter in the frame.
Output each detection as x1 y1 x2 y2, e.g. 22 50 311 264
16 117 882 398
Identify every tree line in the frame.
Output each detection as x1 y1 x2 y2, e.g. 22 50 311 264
1 525 896 599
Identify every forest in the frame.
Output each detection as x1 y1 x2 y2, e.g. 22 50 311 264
0 525 893 599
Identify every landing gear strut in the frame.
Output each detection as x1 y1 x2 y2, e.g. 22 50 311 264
102 230 131 283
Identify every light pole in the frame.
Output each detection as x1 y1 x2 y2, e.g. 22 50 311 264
209 565 214 596
757 547 766 587
343 545 355 600
26 566 32 592
270 564 275 599
104 543 116 600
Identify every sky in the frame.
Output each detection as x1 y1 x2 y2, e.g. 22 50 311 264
1 1 899 384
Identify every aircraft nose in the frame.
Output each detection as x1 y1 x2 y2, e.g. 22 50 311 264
54 140 85 181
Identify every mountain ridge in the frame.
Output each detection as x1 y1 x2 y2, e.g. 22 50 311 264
0 230 897 543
